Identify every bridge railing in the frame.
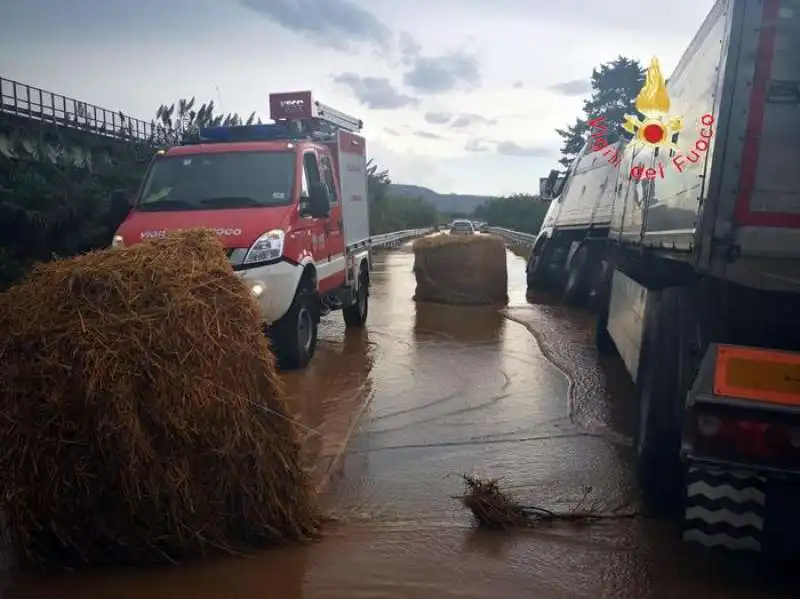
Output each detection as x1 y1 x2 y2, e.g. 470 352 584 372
487 226 537 248
0 76 157 141
371 228 432 248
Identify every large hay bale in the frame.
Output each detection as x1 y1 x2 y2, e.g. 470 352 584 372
0 230 321 570
412 234 508 305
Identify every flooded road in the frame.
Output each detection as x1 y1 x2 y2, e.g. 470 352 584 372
8 243 800 598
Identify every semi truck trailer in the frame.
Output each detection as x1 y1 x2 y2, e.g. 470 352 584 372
531 0 800 554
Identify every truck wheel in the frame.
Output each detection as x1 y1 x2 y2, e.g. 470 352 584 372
593 260 615 354
595 299 615 355
270 286 318 370
526 244 547 288
562 245 591 306
343 270 368 328
635 287 685 515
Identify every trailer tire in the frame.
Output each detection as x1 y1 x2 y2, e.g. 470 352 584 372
595 301 615 355
635 287 685 515
343 268 369 328
526 243 547 288
270 285 318 370
562 245 591 306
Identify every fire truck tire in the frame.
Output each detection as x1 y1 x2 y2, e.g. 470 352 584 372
562 245 591 306
343 269 369 328
635 287 685 515
270 286 318 370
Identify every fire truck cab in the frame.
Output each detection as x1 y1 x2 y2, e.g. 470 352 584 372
112 91 372 370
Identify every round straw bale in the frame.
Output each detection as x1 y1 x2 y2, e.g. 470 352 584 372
412 234 508 305
0 229 321 570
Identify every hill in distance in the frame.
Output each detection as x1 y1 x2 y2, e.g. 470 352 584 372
388 184 496 215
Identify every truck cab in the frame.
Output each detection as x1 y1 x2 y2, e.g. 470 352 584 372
112 91 372 370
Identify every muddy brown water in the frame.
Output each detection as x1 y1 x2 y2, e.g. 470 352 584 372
7 244 800 598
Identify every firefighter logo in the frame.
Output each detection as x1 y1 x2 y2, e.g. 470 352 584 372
622 57 683 152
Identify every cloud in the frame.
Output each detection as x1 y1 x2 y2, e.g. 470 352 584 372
513 81 524 89
424 112 452 125
465 139 491 152
384 127 401 136
238 0 390 52
333 74 417 109
496 141 553 157
451 113 496 128
240 0 480 95
548 79 592 96
403 52 481 94
415 131 443 140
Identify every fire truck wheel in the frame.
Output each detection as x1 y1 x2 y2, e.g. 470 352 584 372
635 287 685 516
271 286 318 370
343 270 369 328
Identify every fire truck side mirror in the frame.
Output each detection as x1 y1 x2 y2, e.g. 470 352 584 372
308 182 330 218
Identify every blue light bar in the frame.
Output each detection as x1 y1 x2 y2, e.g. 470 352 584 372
197 124 290 143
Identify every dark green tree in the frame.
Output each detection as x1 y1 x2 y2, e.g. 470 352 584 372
474 193 549 234
555 56 645 170
366 159 436 234
152 98 259 145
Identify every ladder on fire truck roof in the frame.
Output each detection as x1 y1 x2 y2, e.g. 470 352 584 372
269 90 362 139
185 91 363 146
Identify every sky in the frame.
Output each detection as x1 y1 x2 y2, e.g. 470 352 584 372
1 0 714 195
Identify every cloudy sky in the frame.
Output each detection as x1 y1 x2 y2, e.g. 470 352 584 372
1 0 713 195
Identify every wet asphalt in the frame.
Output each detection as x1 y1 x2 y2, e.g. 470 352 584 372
6 242 800 599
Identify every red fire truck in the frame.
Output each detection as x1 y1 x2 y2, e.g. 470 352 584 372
112 91 372 370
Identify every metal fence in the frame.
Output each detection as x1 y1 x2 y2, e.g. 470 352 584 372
371 228 432 248
0 76 157 141
487 226 537 248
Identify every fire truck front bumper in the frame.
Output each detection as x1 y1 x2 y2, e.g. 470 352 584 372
236 259 303 325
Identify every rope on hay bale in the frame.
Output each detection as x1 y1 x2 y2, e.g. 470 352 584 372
0 229 321 571
456 474 639 529
412 235 508 306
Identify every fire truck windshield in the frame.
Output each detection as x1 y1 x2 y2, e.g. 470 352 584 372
137 151 295 211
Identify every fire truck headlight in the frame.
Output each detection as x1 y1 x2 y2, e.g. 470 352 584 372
244 229 285 264
111 234 124 248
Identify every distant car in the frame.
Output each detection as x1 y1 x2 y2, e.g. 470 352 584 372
450 220 475 235
479 223 489 233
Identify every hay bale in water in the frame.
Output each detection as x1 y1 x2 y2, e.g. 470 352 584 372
0 230 321 570
412 235 507 305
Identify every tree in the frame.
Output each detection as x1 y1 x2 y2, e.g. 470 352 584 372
366 159 436 234
555 56 645 170
152 98 259 145
475 193 549 234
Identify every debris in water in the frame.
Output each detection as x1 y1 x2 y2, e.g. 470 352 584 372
456 474 638 529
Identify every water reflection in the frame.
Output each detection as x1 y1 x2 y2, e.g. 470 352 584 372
282 329 376 487
412 302 505 345
7 543 309 599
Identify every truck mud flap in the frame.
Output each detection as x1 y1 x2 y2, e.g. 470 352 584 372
682 465 766 552
683 465 800 556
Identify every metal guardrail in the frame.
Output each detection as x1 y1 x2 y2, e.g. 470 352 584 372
370 228 432 248
488 226 537 248
0 76 157 141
